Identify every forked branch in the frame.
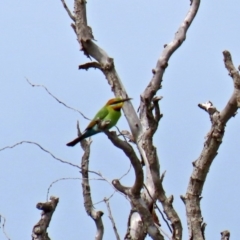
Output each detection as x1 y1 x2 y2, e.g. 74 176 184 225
105 130 163 240
61 1 201 239
182 50 239 240
104 130 143 195
138 1 201 239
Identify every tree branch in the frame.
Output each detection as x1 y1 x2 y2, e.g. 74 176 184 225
46 177 106 201
221 50 240 122
141 0 200 104
61 0 76 21
221 230 230 240
138 1 201 239
77 122 104 240
104 198 121 240
143 183 172 233
104 130 164 240
124 210 143 240
0 141 81 169
182 50 240 240
62 1 201 239
104 131 143 195
66 0 142 140
79 61 102 71
25 78 90 120
32 196 59 240
0 214 11 240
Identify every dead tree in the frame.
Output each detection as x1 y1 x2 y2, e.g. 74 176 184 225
1 1 238 240
56 0 238 239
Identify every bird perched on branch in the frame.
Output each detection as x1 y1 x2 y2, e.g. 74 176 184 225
66 97 132 146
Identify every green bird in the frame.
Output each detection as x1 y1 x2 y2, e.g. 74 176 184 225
66 97 132 146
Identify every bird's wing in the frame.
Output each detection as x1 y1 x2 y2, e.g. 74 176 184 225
85 107 109 130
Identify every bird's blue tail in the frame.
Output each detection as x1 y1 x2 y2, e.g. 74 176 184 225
66 129 99 146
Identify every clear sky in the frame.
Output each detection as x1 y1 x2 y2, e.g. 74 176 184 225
1 0 240 239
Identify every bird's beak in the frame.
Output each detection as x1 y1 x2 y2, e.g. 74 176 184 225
119 97 132 103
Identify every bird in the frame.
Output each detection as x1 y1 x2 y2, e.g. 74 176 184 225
66 97 132 146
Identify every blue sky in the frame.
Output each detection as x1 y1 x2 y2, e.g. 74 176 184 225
1 0 240 239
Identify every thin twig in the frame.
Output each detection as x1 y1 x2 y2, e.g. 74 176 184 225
155 224 172 240
46 177 105 200
119 163 132 181
0 141 81 169
105 131 163 239
104 198 121 240
0 141 111 181
105 131 143 195
143 183 172 233
93 191 117 206
60 0 76 21
93 171 122 193
25 78 90 120
0 214 11 240
114 126 133 181
93 189 129 207
115 125 128 142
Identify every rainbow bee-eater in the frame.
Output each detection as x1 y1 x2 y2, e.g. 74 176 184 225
66 97 131 146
